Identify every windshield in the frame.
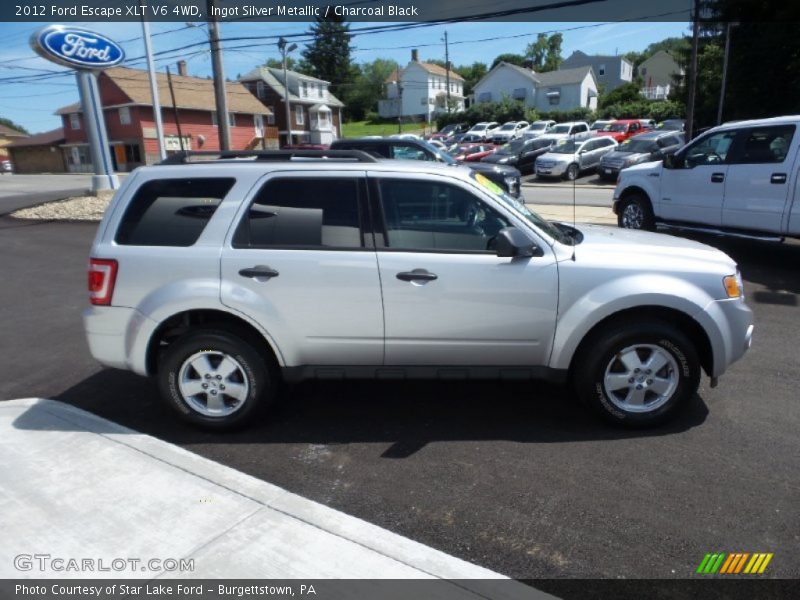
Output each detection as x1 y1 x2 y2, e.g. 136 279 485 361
439 124 456 134
499 123 516 131
499 139 526 154
590 122 608 130
604 123 629 132
551 140 579 154
553 125 571 134
424 140 458 164
470 172 574 245
619 139 657 153
471 124 487 131
529 123 547 131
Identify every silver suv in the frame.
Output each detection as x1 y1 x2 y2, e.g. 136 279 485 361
84 150 753 429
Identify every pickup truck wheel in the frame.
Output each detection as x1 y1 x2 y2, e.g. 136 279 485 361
157 328 277 430
575 320 700 427
618 194 655 231
565 163 579 181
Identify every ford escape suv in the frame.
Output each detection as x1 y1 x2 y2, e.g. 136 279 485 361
84 150 753 430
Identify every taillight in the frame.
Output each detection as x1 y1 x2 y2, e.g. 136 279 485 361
88 258 118 306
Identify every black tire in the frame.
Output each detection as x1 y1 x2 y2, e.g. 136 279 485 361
574 319 701 428
157 327 278 430
565 163 579 181
617 193 656 231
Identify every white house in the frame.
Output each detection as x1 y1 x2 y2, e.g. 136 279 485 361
472 62 598 112
638 50 683 100
378 49 465 121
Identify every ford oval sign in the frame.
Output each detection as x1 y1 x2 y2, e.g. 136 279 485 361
31 25 124 70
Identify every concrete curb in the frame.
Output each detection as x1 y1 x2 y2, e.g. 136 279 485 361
0 399 556 597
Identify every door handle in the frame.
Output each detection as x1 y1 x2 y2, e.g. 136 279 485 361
770 173 787 184
711 172 725 183
239 265 279 279
396 269 438 282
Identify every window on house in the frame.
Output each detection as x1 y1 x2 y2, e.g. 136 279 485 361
302 81 308 97
256 81 266 99
119 107 131 125
478 92 492 103
512 87 527 100
318 86 324 98
211 112 236 127
295 105 304 126
598 64 606 76
267 108 275 125
69 113 81 130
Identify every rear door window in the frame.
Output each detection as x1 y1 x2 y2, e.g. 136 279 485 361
115 178 234 246
234 177 364 249
729 125 796 164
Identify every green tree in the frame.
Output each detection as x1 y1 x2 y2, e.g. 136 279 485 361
0 117 28 135
524 33 563 72
490 53 527 69
262 57 298 71
452 62 487 97
598 82 643 109
344 58 400 121
298 15 356 106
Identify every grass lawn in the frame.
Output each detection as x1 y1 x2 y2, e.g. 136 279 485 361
341 120 429 138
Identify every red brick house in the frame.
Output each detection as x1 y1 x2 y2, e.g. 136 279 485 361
239 67 344 147
56 65 277 172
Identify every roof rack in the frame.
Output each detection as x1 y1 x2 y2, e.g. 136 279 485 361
158 149 378 165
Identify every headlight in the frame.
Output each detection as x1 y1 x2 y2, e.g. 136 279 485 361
723 270 744 299
498 157 508 163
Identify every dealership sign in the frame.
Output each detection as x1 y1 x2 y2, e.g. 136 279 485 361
31 25 124 70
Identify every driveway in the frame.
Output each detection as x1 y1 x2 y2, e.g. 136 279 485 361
1 215 798 581
0 173 94 214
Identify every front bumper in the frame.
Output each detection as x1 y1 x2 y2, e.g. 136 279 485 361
598 165 621 180
536 162 568 177
703 298 754 378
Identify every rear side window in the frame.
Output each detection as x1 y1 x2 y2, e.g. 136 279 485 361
115 178 234 246
730 125 796 164
234 178 363 249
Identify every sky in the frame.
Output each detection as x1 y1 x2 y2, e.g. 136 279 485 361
0 20 688 133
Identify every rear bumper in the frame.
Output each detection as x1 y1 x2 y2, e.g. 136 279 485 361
83 306 156 376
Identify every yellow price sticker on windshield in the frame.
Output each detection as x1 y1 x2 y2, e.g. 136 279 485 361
474 172 504 195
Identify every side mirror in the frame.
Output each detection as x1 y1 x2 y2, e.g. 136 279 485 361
496 227 540 258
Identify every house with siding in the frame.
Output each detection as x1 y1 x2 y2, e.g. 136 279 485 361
55 64 276 172
239 66 344 146
379 49 465 121
6 128 66 173
638 50 683 100
471 62 598 112
0 123 27 160
560 51 633 91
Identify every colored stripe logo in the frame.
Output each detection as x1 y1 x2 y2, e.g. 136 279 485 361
697 552 773 574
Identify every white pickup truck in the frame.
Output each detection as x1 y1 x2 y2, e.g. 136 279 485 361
613 115 800 240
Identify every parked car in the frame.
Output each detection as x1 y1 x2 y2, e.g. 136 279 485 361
481 137 554 174
656 119 686 132
449 143 497 162
596 119 650 143
614 115 800 239
590 120 613 135
459 132 488 144
1 159 12 173
491 121 530 144
84 148 753 429
640 119 657 130
427 139 447 151
331 137 522 196
465 121 500 141
598 131 685 181
536 136 618 180
463 145 499 162
429 123 469 142
522 120 556 139
537 121 592 144
282 143 329 150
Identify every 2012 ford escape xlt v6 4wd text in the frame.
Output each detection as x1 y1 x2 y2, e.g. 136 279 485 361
84 150 753 429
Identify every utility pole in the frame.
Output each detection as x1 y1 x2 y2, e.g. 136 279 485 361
443 30 451 114
141 6 166 161
207 0 230 150
165 66 185 153
396 65 403 134
278 37 297 147
685 0 701 140
717 22 738 125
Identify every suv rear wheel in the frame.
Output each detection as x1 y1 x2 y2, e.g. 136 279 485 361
574 319 700 427
157 328 277 430
618 193 655 231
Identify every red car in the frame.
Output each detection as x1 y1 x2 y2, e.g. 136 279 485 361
449 143 497 162
595 119 650 143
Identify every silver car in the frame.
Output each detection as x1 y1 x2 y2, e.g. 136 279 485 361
83 149 753 430
535 137 618 180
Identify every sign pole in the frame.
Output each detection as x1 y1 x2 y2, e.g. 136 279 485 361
76 70 119 192
142 14 167 161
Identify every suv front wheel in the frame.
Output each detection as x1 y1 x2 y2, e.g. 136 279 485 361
574 319 701 427
158 328 277 429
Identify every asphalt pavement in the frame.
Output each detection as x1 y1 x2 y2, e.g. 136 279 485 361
1 214 798 583
0 174 96 214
